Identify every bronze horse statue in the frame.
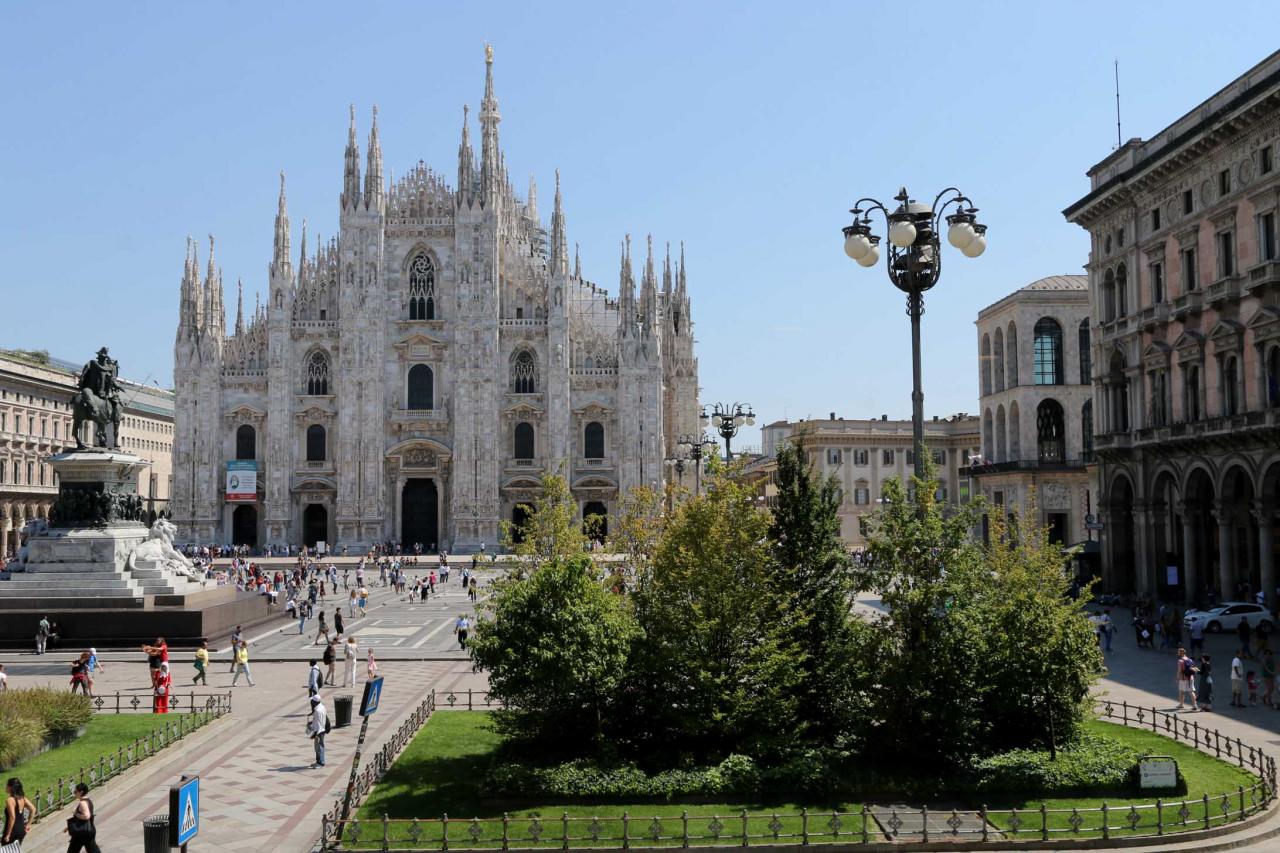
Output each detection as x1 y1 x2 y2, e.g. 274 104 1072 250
70 387 119 450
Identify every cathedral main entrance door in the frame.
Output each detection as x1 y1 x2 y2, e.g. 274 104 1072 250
303 504 328 548
402 479 439 551
232 504 258 549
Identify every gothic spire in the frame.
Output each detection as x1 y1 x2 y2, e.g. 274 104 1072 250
677 241 688 298
271 171 292 278
235 279 244 336
364 105 384 210
640 233 658 334
526 172 538 221
479 44 502 200
550 169 568 276
618 235 637 338
457 104 475 202
663 241 673 298
297 218 308 289
178 235 202 336
342 104 361 210
574 242 581 280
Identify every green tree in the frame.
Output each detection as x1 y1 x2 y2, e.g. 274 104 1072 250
499 471 589 571
468 554 640 743
768 441 868 744
627 471 801 756
608 484 666 589
971 502 1101 752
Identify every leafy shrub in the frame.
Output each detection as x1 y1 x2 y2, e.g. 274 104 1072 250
0 688 92 734
0 711 44 770
971 733 1143 795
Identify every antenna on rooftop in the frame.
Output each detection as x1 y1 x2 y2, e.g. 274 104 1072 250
1114 59 1122 149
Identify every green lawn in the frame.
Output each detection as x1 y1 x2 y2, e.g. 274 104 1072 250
349 712 1261 849
4 715 195 799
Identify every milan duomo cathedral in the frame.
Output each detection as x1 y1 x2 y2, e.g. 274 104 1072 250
171 48 700 551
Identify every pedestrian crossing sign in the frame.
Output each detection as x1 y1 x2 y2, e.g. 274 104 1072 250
169 774 200 845
359 675 385 717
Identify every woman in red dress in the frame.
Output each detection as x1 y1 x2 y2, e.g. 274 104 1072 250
152 661 172 713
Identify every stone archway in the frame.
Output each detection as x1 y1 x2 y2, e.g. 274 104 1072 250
232 504 258 549
401 479 439 552
1150 471 1180 602
1184 468 1216 602
303 504 328 549
1106 474 1136 594
1220 465 1257 601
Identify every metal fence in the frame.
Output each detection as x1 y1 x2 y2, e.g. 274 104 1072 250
90 690 233 715
29 698 230 825
318 696 1277 850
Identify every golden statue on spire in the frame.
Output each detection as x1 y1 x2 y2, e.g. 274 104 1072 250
485 43 493 63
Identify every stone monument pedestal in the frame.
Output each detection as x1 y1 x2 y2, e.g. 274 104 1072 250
0 450 270 645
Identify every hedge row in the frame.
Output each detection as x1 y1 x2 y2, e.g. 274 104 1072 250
483 734 1158 802
0 688 93 769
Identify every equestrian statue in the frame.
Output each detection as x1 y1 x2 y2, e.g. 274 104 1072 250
71 347 123 450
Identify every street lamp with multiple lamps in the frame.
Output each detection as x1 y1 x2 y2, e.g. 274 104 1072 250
666 433 719 496
841 187 986 484
701 403 755 463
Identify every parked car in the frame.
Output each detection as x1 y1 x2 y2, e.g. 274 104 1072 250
1184 602 1274 634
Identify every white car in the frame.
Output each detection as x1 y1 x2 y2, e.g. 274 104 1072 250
1183 602 1273 634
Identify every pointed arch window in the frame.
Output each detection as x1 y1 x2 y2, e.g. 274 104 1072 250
1078 319 1091 384
408 254 436 320
305 351 330 395
236 424 256 461
511 350 537 394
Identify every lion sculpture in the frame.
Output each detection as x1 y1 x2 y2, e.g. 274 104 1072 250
127 519 201 582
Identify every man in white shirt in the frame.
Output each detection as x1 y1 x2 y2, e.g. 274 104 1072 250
307 695 328 768
307 659 322 697
1231 650 1246 707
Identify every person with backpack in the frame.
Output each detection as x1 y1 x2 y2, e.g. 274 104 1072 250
1231 649 1247 707
3 777 34 852
63 782 100 853
306 695 329 768
1175 647 1198 710
1198 654 1214 711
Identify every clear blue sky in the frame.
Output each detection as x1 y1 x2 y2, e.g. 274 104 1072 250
1 2 1275 448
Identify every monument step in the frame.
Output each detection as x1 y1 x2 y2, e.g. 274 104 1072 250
14 562 136 574
3 578 142 591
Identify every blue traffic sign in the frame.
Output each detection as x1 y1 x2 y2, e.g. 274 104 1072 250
169 774 200 846
359 676 384 717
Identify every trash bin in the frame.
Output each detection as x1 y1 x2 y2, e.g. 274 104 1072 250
142 815 170 853
334 694 353 728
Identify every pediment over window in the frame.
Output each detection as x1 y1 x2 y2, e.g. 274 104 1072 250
1172 330 1205 360
571 475 618 491
572 402 613 419
1208 319 1245 349
503 401 545 420
223 404 267 424
393 332 447 361
294 403 336 424
1246 305 1280 337
1141 340 1173 366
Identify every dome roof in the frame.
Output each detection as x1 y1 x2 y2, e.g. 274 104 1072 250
1020 275 1087 292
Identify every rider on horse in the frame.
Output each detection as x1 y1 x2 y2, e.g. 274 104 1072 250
71 347 123 449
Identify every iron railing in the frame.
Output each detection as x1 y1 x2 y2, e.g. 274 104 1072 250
29 701 229 826
318 697 1275 850
90 691 233 715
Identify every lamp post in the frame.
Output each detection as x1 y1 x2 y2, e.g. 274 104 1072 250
677 432 719 496
841 187 986 484
701 403 755 463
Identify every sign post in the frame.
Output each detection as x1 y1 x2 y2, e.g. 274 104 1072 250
1138 755 1179 789
336 676 384 841
169 773 200 850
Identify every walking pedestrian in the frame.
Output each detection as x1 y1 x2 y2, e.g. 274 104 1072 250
232 640 255 687
1263 649 1276 707
307 659 322 698
358 586 369 617
153 662 171 713
454 613 470 650
348 589 358 618
307 695 329 768
69 654 89 695
298 599 311 635
1231 650 1246 707
228 626 243 673
63 782 101 853
343 636 358 687
333 607 344 640
3 777 34 851
1198 654 1214 711
1175 647 1198 710
366 647 378 681
314 609 330 645
35 615 50 655
1238 618 1253 659
323 640 336 686
193 639 209 685
86 647 104 678
1189 619 1205 654
468 576 478 602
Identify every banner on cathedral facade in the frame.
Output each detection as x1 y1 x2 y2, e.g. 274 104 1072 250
225 461 257 502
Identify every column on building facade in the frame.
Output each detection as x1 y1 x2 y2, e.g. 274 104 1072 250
1215 502 1234 598
1132 500 1154 599
0 503 10 559
1179 502 1199 607
1257 501 1276 611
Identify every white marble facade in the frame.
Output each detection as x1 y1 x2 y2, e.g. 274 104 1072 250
171 49 700 551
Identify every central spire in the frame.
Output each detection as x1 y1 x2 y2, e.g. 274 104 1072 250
342 104 361 210
479 44 502 201
550 169 568 276
364 105 384 210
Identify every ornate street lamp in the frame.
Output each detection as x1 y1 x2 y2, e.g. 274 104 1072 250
841 187 986 484
700 403 754 463
677 432 719 495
